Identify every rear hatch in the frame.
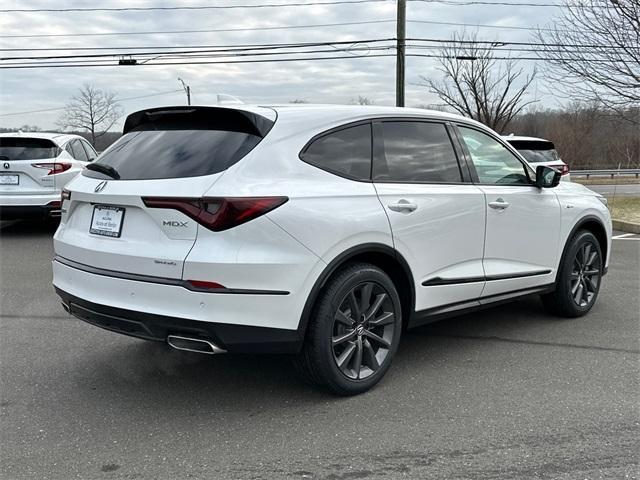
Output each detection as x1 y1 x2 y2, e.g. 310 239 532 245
0 137 60 195
507 139 568 174
55 106 275 279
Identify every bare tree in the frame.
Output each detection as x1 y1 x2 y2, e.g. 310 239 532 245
536 0 640 123
350 95 375 105
58 84 122 146
420 32 537 133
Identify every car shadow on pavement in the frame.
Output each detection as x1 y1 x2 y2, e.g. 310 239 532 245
55 295 555 412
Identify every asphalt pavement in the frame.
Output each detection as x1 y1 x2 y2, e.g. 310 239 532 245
0 221 638 479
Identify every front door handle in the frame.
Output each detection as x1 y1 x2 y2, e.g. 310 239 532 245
488 198 510 210
388 200 418 213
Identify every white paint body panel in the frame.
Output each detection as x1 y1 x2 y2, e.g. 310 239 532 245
374 182 487 310
52 104 613 335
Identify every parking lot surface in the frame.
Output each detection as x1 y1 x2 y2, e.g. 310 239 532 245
1 221 638 479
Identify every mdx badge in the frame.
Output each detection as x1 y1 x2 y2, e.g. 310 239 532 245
163 220 188 227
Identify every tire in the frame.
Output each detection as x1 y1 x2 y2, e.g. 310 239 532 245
542 230 603 318
295 262 403 395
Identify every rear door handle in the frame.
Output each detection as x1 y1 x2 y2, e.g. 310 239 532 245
388 200 418 213
488 198 510 210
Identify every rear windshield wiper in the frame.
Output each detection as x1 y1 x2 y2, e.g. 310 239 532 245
85 163 120 180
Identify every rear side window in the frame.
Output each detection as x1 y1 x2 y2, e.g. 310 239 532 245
300 123 372 181
83 107 273 181
374 122 462 183
68 140 89 161
0 137 59 160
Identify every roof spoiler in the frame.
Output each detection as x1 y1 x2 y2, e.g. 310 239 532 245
123 106 274 137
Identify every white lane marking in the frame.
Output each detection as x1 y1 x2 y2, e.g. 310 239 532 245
613 237 640 241
613 233 635 239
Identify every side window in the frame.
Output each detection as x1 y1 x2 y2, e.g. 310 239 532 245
458 127 530 185
65 140 85 161
73 140 89 161
301 123 371 181
374 121 462 183
80 139 96 160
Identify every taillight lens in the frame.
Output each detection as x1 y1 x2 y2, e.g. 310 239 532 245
142 196 288 231
32 162 72 175
559 164 570 175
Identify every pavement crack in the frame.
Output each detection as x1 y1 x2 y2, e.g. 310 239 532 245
428 333 639 354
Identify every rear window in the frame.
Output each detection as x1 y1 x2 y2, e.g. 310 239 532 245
507 140 560 163
83 107 273 180
0 137 59 160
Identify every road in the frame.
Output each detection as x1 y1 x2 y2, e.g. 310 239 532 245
1 221 638 480
582 183 640 196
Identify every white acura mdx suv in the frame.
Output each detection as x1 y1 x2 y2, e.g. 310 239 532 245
52 105 611 395
0 132 97 219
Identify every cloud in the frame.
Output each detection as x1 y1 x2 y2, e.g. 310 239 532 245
0 0 556 130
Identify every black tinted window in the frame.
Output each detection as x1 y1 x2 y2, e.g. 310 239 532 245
84 130 262 180
301 124 371 181
374 122 461 183
0 137 59 160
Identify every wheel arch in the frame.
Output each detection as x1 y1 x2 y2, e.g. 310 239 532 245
560 215 609 274
297 243 415 339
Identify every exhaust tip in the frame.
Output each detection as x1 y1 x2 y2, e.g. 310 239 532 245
167 335 226 355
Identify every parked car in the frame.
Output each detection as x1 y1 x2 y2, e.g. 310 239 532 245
52 105 611 395
503 135 570 181
0 132 97 219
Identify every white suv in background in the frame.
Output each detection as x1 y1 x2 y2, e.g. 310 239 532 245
52 105 611 395
504 135 570 181
0 132 97 219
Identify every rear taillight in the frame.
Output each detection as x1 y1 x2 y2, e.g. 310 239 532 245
559 164 570 175
32 162 72 175
142 196 288 232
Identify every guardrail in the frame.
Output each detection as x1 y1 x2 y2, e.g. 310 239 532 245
572 169 640 179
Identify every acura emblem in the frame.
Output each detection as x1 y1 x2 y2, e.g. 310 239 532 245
94 180 108 193
3 162 9 170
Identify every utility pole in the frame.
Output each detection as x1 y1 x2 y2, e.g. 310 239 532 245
178 77 191 105
396 0 406 107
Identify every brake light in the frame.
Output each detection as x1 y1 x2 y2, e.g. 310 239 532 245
142 196 288 231
558 164 570 175
32 162 72 175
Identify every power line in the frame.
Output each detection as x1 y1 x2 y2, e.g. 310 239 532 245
1 36 623 61
0 39 395 61
0 90 184 117
0 53 397 69
0 38 394 53
3 46 398 65
0 0 389 13
0 19 397 39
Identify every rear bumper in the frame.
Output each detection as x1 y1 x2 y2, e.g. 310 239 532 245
52 258 313 353
0 204 60 219
0 193 61 219
55 288 302 353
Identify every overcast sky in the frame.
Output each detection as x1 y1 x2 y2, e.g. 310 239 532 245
0 0 559 130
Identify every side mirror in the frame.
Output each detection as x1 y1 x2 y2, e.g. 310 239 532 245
535 165 561 188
